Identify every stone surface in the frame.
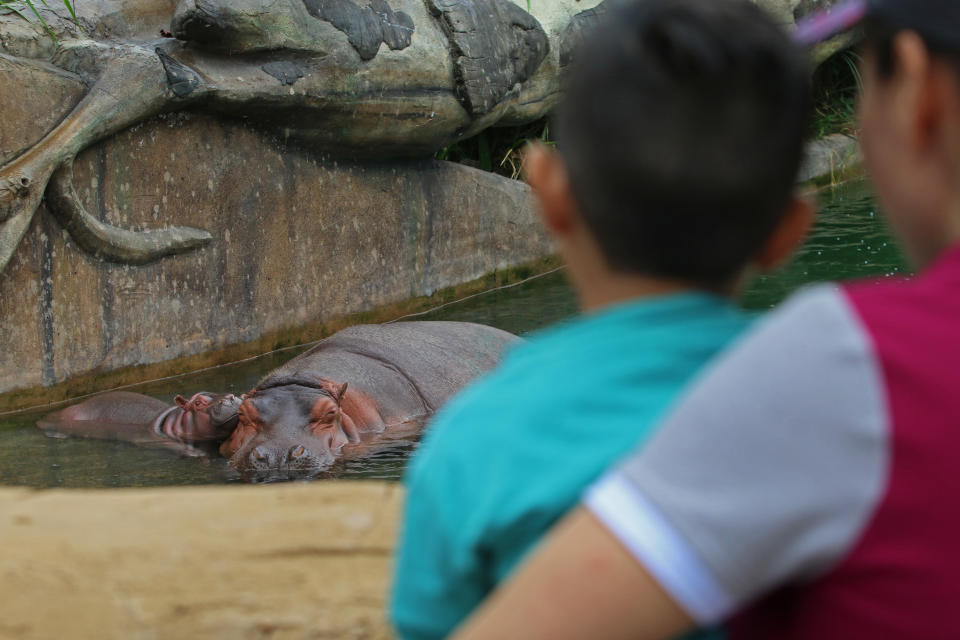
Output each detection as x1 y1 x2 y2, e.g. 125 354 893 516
0 99 553 404
559 4 608 69
0 55 85 166
303 0 416 61
798 133 861 184
0 0 606 275
0 0 846 275
429 0 549 116
0 0 852 406
0 481 402 639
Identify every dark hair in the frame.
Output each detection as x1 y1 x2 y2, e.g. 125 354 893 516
556 0 811 288
863 18 960 79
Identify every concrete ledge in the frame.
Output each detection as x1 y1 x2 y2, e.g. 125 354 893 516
798 133 863 186
0 482 403 639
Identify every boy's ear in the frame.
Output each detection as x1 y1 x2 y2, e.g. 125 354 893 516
753 193 816 272
892 31 938 152
523 142 579 237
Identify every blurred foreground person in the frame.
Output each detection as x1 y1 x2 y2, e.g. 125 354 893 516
453 1 960 639
391 1 814 638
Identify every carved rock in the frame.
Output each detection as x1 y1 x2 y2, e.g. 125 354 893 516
559 4 609 68
429 0 549 116
0 108 553 401
0 0 852 400
0 0 603 273
302 0 415 60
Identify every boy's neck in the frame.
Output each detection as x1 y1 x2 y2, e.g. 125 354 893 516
572 269 707 313
559 231 733 313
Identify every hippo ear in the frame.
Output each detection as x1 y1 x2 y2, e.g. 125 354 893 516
174 395 189 409
336 382 348 404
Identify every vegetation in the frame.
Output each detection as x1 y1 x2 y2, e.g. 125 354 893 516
0 0 77 40
435 118 553 180
810 49 862 139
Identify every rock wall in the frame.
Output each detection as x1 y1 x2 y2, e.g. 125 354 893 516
0 58 553 408
0 481 402 639
0 0 852 409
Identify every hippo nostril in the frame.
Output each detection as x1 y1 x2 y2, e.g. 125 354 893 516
252 446 269 462
20 177 29 186
290 445 306 459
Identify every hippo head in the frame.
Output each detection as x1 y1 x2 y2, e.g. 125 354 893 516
156 392 241 443
220 376 361 481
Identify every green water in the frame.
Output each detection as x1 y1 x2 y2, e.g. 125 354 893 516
0 178 909 488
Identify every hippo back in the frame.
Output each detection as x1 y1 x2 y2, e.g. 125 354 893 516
260 321 517 420
39 391 169 429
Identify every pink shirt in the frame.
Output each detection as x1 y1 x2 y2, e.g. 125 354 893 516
587 244 960 638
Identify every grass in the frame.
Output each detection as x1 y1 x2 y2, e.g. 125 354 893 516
810 49 862 139
0 0 78 40
435 117 553 180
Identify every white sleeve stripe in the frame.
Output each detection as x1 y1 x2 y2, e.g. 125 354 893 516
584 473 736 625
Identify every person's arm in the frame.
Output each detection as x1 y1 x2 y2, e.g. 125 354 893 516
455 507 693 640
454 286 890 640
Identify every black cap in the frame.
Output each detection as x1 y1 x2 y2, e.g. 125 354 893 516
795 0 960 50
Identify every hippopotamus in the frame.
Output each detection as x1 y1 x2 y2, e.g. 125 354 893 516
223 320 517 481
37 390 242 457
37 321 516 479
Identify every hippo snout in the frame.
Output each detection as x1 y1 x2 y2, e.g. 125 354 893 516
249 443 311 467
229 438 335 482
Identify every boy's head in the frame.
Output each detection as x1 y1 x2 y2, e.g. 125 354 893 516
527 0 812 301
796 0 960 267
856 1 960 267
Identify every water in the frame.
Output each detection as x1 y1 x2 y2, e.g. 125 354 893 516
0 178 909 488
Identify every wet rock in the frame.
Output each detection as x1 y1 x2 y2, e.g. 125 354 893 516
302 0 415 61
559 4 608 68
429 0 549 116
156 48 202 97
261 60 305 85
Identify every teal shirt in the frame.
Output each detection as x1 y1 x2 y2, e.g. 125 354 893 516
391 294 753 640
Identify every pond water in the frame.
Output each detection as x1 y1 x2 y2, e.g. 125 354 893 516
0 178 909 488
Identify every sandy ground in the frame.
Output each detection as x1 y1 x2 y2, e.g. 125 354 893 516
0 481 403 639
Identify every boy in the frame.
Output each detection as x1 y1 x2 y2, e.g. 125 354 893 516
391 1 813 638
453 1 960 639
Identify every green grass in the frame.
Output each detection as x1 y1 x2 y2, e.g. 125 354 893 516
811 49 862 139
0 0 78 40
435 117 553 180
